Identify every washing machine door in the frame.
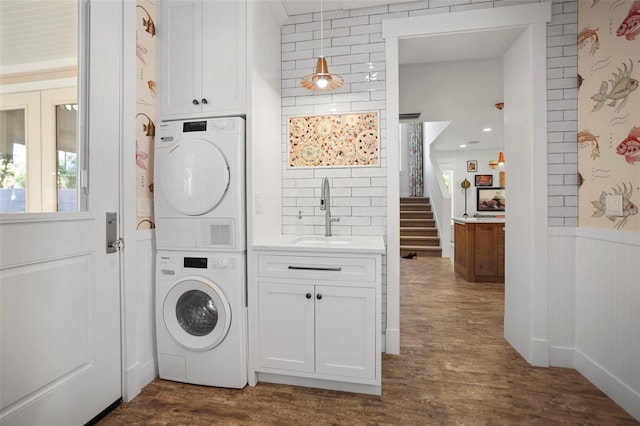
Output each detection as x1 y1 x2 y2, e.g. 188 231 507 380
163 277 231 351
160 138 230 216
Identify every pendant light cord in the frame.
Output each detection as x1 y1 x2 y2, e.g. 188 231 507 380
320 0 324 57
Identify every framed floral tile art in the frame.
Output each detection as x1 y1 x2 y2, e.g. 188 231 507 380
288 112 379 168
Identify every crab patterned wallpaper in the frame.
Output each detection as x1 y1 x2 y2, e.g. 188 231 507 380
288 112 379 168
578 0 639 232
135 0 156 230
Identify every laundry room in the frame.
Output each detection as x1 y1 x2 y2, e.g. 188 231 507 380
0 0 639 425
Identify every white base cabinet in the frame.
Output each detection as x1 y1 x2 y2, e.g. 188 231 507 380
252 251 381 395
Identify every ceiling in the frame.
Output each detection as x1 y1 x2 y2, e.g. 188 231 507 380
0 0 77 71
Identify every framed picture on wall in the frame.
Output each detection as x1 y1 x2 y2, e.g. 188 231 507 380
467 160 477 172
477 187 505 212
475 174 493 186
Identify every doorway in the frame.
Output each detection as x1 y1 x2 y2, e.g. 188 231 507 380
384 3 551 365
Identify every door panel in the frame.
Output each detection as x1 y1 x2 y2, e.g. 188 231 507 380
0 1 122 424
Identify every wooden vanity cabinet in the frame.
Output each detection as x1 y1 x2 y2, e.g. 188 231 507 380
454 221 505 283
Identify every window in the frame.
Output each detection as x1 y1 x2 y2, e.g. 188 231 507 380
0 0 80 213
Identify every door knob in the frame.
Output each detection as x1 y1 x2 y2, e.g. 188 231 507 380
316 294 323 300
306 293 312 299
192 99 199 105
201 98 208 105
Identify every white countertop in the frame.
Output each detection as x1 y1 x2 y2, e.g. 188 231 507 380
454 217 505 224
253 234 386 254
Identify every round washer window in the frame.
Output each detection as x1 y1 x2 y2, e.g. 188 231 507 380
176 290 218 337
163 278 231 351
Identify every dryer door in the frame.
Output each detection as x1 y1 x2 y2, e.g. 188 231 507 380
163 277 231 351
160 138 230 216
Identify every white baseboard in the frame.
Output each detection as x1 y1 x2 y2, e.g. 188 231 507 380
575 349 640 421
123 362 141 403
530 338 549 367
385 328 400 355
123 358 158 402
139 358 157 388
549 346 575 368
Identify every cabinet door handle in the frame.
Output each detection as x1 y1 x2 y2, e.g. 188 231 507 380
287 266 342 272
192 99 199 105
316 293 323 300
305 292 312 299
201 98 208 105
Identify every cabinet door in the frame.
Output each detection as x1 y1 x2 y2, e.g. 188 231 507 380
159 0 203 117
497 225 505 277
474 225 498 276
258 282 314 373
315 286 376 379
201 0 246 114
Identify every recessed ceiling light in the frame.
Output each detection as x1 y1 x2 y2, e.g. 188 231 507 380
459 144 467 148
483 127 492 132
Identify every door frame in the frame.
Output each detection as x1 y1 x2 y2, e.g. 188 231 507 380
383 2 551 365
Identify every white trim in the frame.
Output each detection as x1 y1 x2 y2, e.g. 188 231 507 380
383 1 552 363
0 58 77 76
381 2 551 38
575 349 640 421
384 35 400 355
576 227 640 247
121 0 140 403
549 346 575 368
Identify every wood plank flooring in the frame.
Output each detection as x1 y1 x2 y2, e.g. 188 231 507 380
99 257 637 425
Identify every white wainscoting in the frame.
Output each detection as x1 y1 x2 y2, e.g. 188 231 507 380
547 228 576 368
575 228 639 421
548 227 639 421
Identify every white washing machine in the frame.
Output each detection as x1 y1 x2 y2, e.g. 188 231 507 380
154 117 245 252
156 251 247 388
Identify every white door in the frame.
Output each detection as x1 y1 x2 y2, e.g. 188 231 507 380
0 1 123 424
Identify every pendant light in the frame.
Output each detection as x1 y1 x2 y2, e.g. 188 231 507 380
301 0 344 91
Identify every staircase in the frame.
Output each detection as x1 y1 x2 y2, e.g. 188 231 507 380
400 197 442 257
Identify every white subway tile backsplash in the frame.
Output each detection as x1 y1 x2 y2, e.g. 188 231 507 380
333 177 371 187
350 4 389 17
351 23 382 35
369 11 409 24
332 15 369 28
332 34 370 47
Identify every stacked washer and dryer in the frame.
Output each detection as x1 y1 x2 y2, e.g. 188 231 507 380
154 117 247 388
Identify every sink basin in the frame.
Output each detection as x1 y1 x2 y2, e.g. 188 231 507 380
291 235 352 246
254 235 386 254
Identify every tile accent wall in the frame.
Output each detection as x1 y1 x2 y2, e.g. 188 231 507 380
281 0 578 331
547 0 579 227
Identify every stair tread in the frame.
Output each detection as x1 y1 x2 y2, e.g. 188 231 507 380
400 245 442 251
400 227 437 230
400 235 440 240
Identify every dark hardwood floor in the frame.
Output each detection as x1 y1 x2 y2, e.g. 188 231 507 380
99 257 637 425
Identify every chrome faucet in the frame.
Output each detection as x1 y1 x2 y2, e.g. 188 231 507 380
320 177 340 237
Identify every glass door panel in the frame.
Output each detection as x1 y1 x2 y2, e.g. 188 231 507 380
56 103 78 212
0 109 27 213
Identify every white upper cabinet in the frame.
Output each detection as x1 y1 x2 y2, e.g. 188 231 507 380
158 0 246 119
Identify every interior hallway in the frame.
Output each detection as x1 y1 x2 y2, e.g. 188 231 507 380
99 257 637 425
